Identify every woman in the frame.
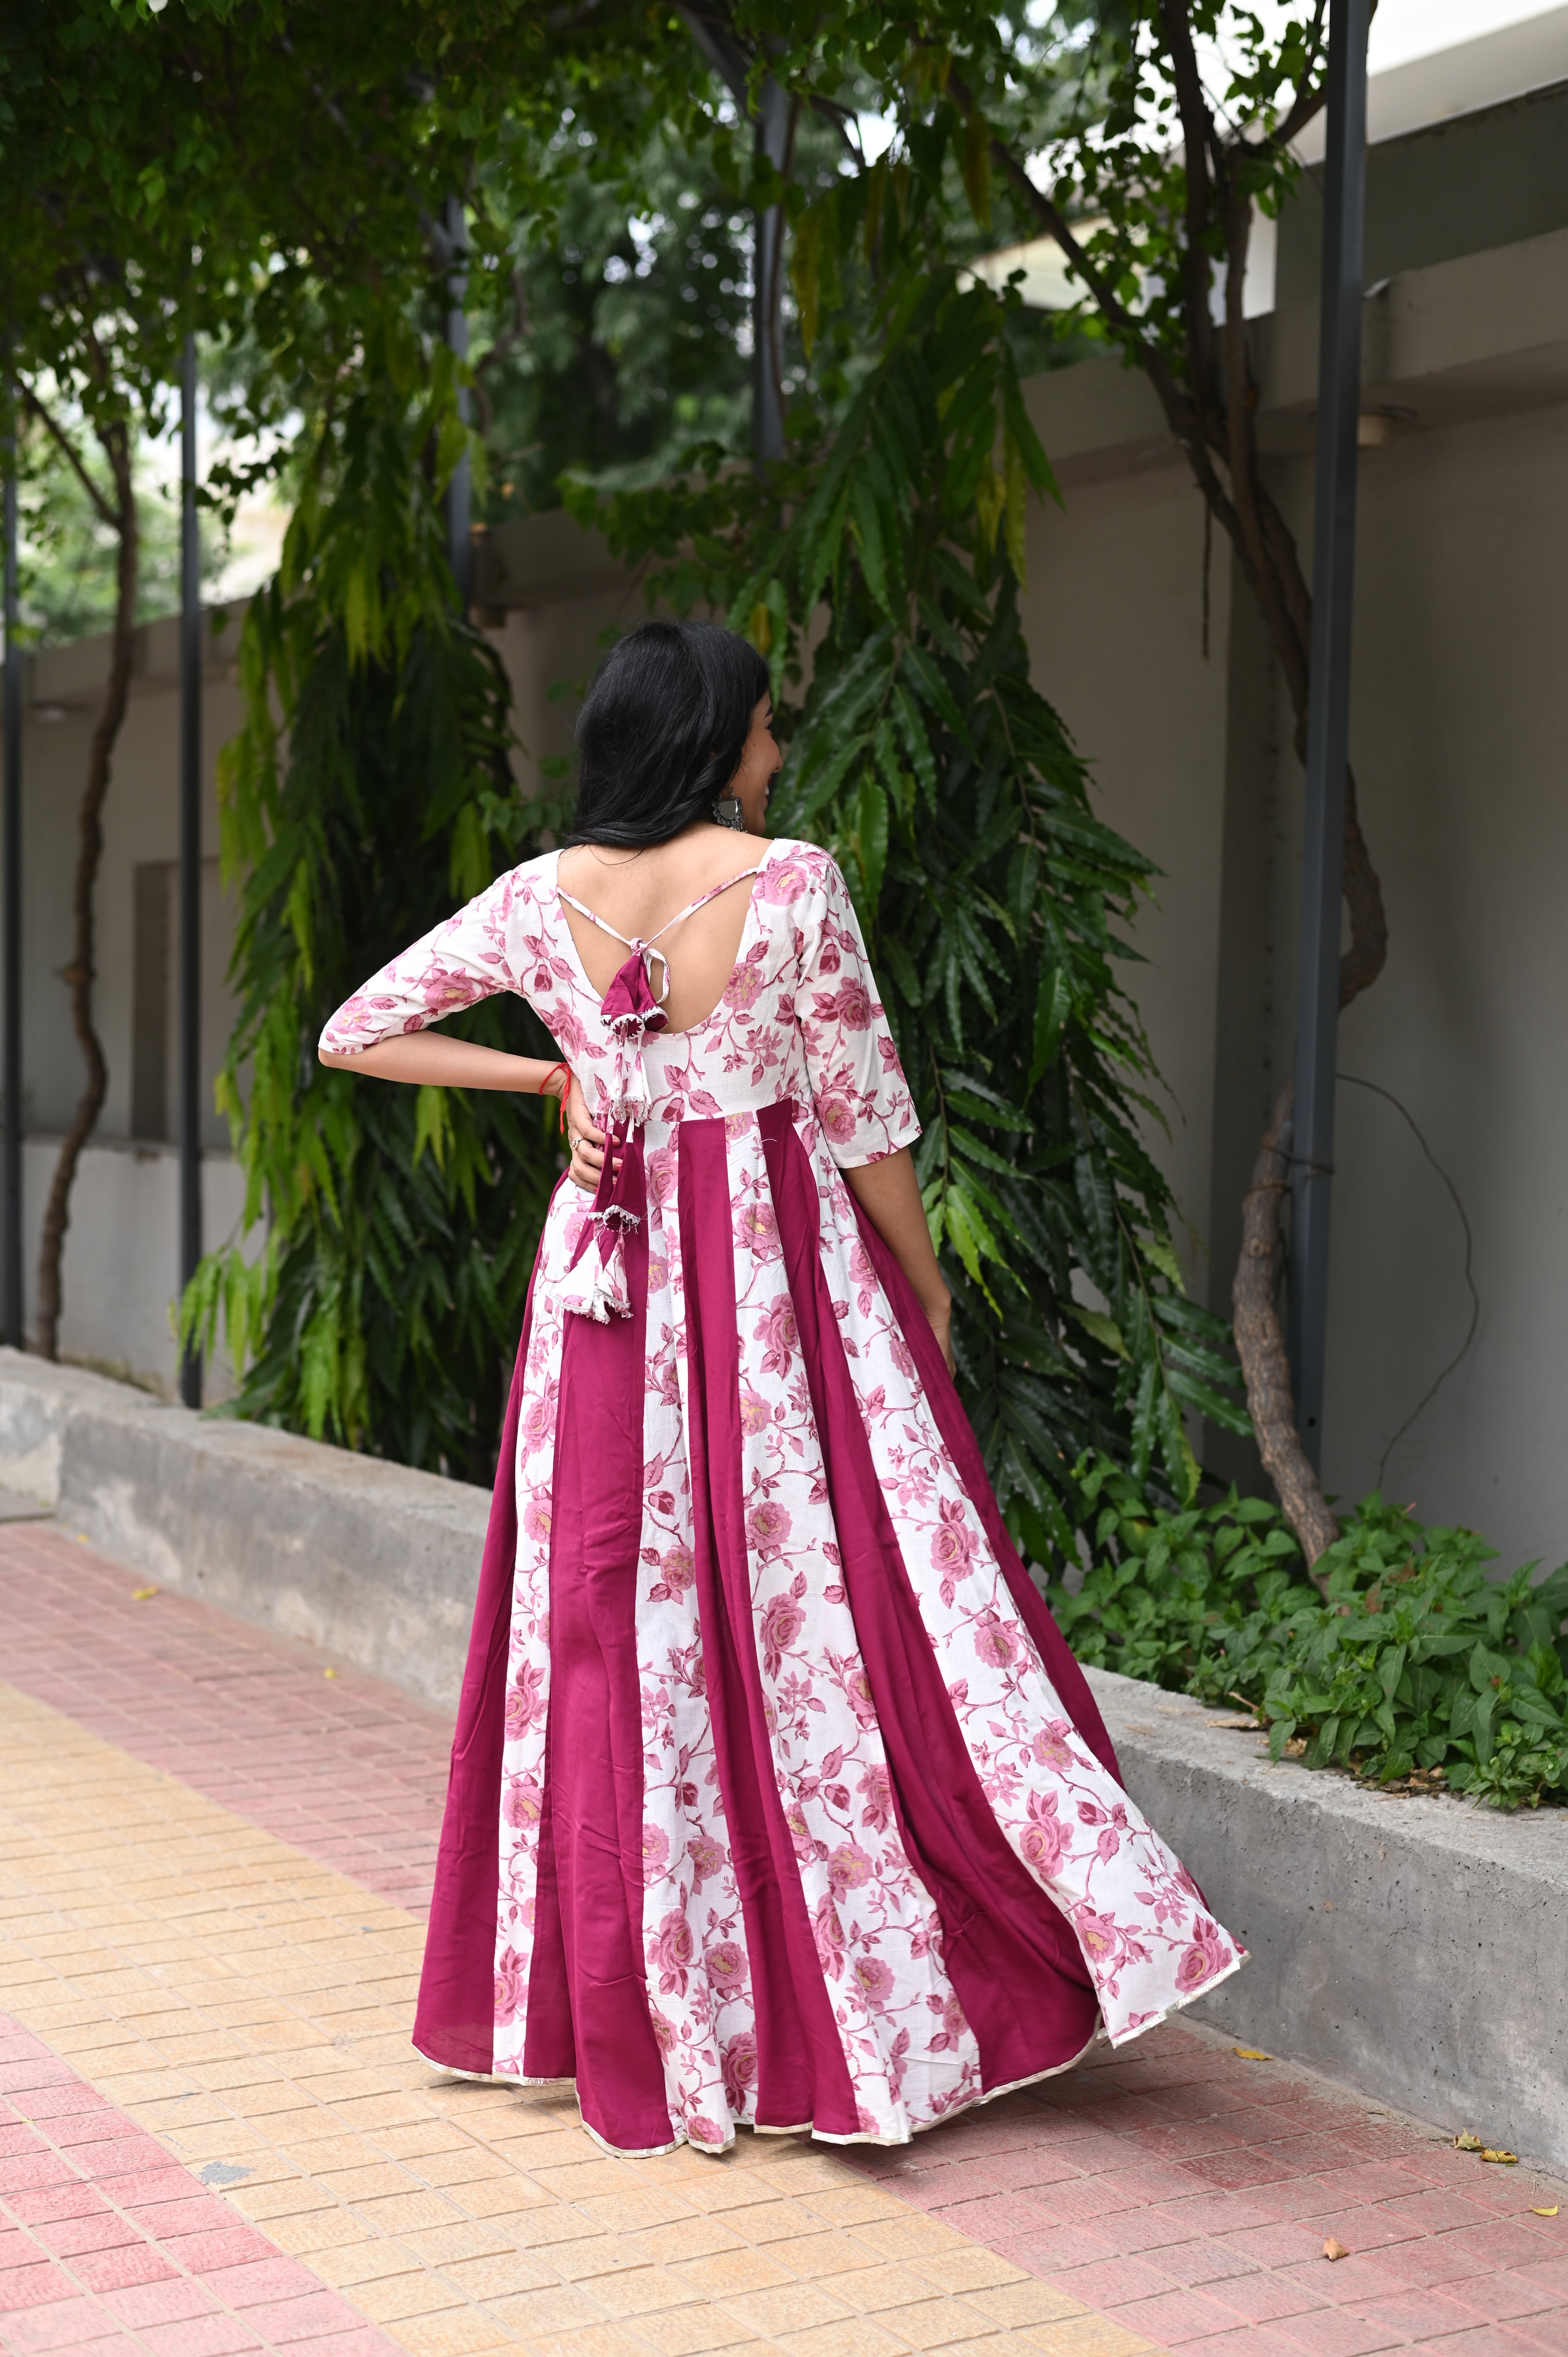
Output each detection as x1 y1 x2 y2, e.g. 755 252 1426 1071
320 618 1242 2160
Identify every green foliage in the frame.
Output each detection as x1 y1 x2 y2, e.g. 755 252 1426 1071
475 154 753 522
180 332 563 1478
1049 1453 1305 1694
1040 0 1324 377
576 256 1250 1555
1054 1456 1568 1810
10 421 226 648
1255 1532 1568 1812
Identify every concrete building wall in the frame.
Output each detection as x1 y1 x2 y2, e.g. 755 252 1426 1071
1303 399 1568 1548
19 1139 247 1397
5 608 249 1396
1016 262 1568 1564
1018 462 1233 1300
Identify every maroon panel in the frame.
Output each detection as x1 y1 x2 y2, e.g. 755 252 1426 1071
765 1106 1100 2090
678 1114 860 2138
518 1757 574 2079
412 1242 541 2075
538 1136 675 2151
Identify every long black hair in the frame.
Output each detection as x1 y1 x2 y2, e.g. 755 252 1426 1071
564 620 770 848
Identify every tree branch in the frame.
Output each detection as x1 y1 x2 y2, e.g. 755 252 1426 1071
1155 0 1220 436
19 385 120 532
35 408 138 1359
471 266 529 440
1266 0 1331 152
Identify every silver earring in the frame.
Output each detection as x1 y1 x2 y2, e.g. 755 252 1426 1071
712 795 745 830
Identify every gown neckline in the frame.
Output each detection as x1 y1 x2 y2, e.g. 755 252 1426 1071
551 844 774 1041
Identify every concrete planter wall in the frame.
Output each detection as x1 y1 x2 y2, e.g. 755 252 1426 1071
1 1346 1564 2173
0 1349 488 1711
1086 1669 1568 2176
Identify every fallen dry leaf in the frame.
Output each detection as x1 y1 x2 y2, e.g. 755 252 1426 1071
131 1587 159 1601
1234 2048 1271 2061
1531 2206 1559 2217
1323 2239 1349 2261
1454 2132 1485 2152
1481 2149 1519 2165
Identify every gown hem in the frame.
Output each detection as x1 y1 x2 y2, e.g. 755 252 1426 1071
413 2017 1119 2157
1102 1944 1248 2047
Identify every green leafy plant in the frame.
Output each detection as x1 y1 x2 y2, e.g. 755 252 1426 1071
1051 1451 1310 1696
1256 1530 1568 1809
181 336 566 1479
574 260 1250 1557
1054 1456 1568 1810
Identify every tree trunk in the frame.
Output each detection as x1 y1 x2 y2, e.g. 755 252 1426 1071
1231 1083 1338 1575
35 420 138 1359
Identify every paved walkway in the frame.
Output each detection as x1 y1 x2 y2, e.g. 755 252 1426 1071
3 1519 1566 2357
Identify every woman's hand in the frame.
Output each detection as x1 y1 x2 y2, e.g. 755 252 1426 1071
563 1073 608 1193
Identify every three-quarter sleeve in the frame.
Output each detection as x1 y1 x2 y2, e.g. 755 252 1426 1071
318 873 520 1057
795 858 920 1168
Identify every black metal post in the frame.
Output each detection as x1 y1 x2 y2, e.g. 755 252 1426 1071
440 194 472 610
671 8 786 467
752 75 788 466
178 334 203 1409
2 398 21 1351
1287 0 1371 1470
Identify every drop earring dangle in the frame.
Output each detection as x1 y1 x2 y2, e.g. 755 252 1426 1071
712 794 745 830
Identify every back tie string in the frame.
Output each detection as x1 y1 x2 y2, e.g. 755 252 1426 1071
557 866 763 1000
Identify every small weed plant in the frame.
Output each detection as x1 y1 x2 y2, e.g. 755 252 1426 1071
1051 1457 1568 1810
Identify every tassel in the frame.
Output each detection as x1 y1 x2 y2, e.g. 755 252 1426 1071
560 1224 631 1323
561 1205 636 1324
560 1097 641 1323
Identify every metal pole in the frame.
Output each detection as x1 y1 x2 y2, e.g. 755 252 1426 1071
1287 0 1371 1470
441 194 472 610
2 396 22 1351
178 334 203 1409
752 76 788 467
669 10 786 468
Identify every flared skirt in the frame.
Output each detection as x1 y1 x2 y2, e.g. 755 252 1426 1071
413 1099 1243 2155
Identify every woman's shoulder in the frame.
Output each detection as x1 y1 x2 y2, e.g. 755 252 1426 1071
753 837 844 909
467 848 558 916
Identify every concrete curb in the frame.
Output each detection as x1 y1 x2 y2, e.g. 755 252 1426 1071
0 1348 489 1711
1088 1665 1568 2173
2 1349 1562 2171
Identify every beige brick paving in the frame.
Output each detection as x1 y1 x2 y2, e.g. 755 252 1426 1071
0 1683 1157 2357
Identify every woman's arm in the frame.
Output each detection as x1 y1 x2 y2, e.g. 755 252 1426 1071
843 1148 954 1374
320 1034 609 1191
320 1034 562 1092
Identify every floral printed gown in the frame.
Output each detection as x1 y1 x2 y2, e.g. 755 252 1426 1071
320 839 1243 2159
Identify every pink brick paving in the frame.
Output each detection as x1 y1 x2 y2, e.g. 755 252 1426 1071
838 2039 1568 2350
0 2015 402 2357
5 1516 1568 2352
0 1523 450 1917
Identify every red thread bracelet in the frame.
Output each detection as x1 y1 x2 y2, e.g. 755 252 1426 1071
540 1060 572 1133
